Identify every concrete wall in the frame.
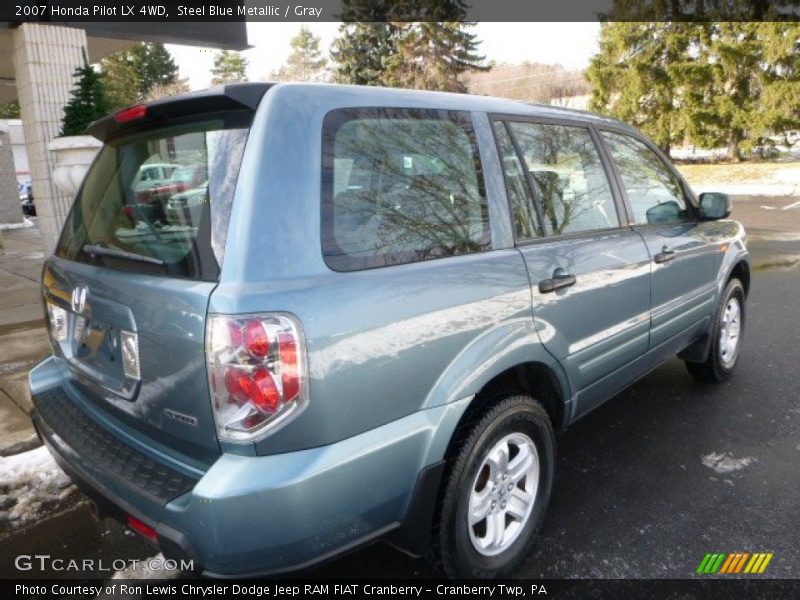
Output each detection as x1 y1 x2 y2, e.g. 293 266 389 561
4 120 31 187
0 125 24 225
12 23 88 254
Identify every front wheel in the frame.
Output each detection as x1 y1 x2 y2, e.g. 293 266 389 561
685 278 745 382
431 395 555 578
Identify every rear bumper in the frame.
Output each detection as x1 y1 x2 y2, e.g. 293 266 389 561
30 356 462 577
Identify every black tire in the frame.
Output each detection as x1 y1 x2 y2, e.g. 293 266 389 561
431 394 555 579
685 278 745 382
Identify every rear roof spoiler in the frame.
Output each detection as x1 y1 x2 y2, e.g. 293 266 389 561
87 82 273 142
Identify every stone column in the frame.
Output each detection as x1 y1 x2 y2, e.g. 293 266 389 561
0 124 25 226
12 23 88 254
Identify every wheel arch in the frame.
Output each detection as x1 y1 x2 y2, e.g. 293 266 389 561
680 251 750 363
730 259 750 297
390 359 567 558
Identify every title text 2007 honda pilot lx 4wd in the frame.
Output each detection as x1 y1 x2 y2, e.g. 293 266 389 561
31 83 749 578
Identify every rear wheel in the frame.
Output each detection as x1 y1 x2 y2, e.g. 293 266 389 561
685 278 745 382
431 395 554 578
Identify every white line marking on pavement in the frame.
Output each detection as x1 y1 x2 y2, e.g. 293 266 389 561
782 199 800 210
760 205 776 210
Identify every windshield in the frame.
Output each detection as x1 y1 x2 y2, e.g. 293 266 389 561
56 112 251 281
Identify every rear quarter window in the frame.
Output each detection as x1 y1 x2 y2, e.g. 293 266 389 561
321 108 490 271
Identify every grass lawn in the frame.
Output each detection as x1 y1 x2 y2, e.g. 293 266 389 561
677 161 800 186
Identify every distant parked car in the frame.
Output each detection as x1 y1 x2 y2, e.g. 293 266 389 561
124 164 206 224
165 180 208 226
19 182 35 216
132 163 178 193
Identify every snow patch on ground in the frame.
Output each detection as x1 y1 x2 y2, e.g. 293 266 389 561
0 446 78 532
109 553 182 580
701 451 756 474
692 183 800 196
0 218 35 231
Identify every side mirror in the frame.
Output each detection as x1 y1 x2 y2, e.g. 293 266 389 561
698 192 731 220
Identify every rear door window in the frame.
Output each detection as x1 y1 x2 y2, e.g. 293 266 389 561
321 108 490 271
505 121 620 236
56 112 251 281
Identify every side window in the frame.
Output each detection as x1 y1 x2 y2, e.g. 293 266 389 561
601 131 690 225
507 122 620 235
322 108 490 271
492 121 543 240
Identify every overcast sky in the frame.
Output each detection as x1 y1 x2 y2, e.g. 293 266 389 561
167 22 600 90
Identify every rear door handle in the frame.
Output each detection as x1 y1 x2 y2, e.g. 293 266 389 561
654 246 676 264
539 269 577 293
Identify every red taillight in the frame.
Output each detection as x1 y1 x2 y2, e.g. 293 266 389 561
278 333 300 401
224 366 280 413
243 320 269 359
208 314 307 442
250 368 281 412
228 321 243 348
114 104 147 123
126 515 157 543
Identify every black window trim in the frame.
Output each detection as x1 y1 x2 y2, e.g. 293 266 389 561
488 113 631 245
488 119 545 245
320 106 492 273
593 124 700 228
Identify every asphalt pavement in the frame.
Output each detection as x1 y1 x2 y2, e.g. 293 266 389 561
1 195 798 580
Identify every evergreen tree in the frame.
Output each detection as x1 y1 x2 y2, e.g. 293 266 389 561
587 22 699 154
700 23 763 160
211 50 249 85
384 19 489 93
330 0 487 91
758 23 800 146
330 0 398 85
128 43 179 97
102 51 140 110
61 49 112 136
102 42 179 110
588 21 800 160
272 27 328 82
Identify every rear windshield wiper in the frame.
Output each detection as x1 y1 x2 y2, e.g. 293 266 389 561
82 244 165 266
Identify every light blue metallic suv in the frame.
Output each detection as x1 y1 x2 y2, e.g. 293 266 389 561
31 83 750 578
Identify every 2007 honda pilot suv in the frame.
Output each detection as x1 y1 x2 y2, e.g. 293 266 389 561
31 83 750 578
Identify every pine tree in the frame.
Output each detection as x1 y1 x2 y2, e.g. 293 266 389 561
61 49 112 136
757 23 800 147
102 51 140 110
330 0 398 85
272 27 328 82
211 50 249 85
701 23 763 160
588 21 800 160
587 22 699 154
330 0 487 91
128 43 179 97
384 19 489 93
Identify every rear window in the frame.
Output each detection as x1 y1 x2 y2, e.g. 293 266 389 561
56 112 251 281
321 108 490 271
